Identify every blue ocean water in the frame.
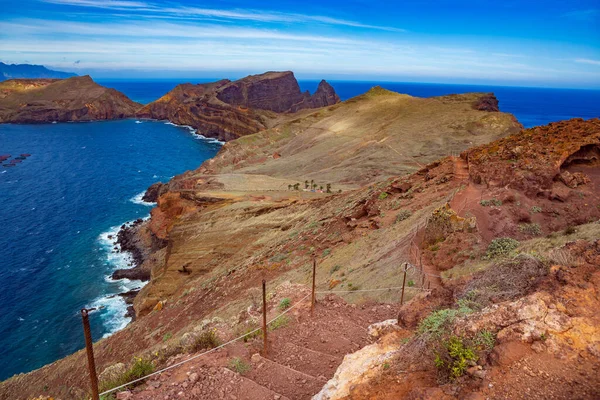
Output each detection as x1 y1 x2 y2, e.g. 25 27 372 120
99 79 600 128
1 79 598 381
0 120 220 380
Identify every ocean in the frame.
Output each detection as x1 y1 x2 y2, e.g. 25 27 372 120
0 79 598 380
0 120 221 380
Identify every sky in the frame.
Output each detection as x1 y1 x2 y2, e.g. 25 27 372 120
0 0 599 88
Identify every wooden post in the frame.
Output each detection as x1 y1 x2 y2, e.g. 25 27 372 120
262 279 268 356
81 309 99 400
311 256 316 315
400 264 407 305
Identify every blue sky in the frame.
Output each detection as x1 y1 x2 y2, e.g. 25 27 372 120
0 0 599 88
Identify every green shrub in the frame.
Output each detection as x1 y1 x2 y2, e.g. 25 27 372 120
480 199 502 207
519 223 541 236
475 330 496 351
322 248 331 257
190 329 221 352
530 206 542 213
435 336 478 380
330 265 341 274
379 192 389 200
417 309 458 337
228 357 251 374
99 357 154 395
278 298 291 311
395 210 412 223
347 283 360 291
407 280 415 287
162 332 172 342
484 237 520 259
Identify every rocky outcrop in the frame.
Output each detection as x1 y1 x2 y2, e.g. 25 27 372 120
137 71 340 141
0 76 141 123
142 182 167 203
465 118 600 196
472 93 499 112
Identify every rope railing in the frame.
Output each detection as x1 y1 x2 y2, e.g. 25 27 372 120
99 293 311 397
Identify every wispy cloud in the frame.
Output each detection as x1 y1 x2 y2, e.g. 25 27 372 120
575 58 600 66
41 0 406 32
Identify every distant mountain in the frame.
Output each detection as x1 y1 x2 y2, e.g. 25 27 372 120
0 62 76 81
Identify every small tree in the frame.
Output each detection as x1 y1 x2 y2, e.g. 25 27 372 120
293 183 300 190
320 185 323 191
326 183 331 193
305 180 309 189
310 180 314 189
288 184 292 190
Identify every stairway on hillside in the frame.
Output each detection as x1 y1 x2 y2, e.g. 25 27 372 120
124 295 398 400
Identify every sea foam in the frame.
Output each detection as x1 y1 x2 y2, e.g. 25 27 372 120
130 191 155 206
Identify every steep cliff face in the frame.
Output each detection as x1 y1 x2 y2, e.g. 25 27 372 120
137 71 340 141
0 76 141 123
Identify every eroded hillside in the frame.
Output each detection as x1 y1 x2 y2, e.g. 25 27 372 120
3 96 599 400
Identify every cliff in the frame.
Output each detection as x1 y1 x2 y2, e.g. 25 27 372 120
0 76 141 123
137 71 340 141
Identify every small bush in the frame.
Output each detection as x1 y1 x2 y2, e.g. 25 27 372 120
435 336 478 380
407 280 415 287
480 199 502 207
564 226 577 235
228 357 251 375
278 298 291 311
418 309 458 337
484 237 520 259
347 283 360 291
330 265 341 274
519 223 541 236
395 210 412 223
322 248 331 257
190 329 221 352
162 332 172 342
99 357 154 395
475 330 496 351
379 192 389 200
530 206 542 213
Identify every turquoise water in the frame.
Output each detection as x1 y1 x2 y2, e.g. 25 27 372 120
0 120 221 380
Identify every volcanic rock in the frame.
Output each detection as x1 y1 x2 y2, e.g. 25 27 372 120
0 76 141 123
137 71 340 141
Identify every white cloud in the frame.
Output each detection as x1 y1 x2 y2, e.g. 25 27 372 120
40 0 405 32
575 58 600 66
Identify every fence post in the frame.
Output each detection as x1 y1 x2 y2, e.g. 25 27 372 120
311 256 316 315
400 263 407 305
81 308 99 400
262 279 268 356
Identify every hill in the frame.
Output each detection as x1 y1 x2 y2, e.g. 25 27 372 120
137 71 340 141
0 76 141 123
0 62 76 81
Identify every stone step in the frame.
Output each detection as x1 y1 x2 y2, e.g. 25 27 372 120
268 340 342 378
244 354 325 400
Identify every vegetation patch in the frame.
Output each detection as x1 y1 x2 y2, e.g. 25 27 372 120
189 329 221 352
519 223 542 236
530 206 542 213
99 357 154 397
269 315 290 331
278 298 291 311
479 198 502 207
434 336 478 381
228 357 251 375
395 209 412 223
484 237 520 259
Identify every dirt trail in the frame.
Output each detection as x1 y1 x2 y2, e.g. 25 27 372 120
449 156 494 242
119 294 398 400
